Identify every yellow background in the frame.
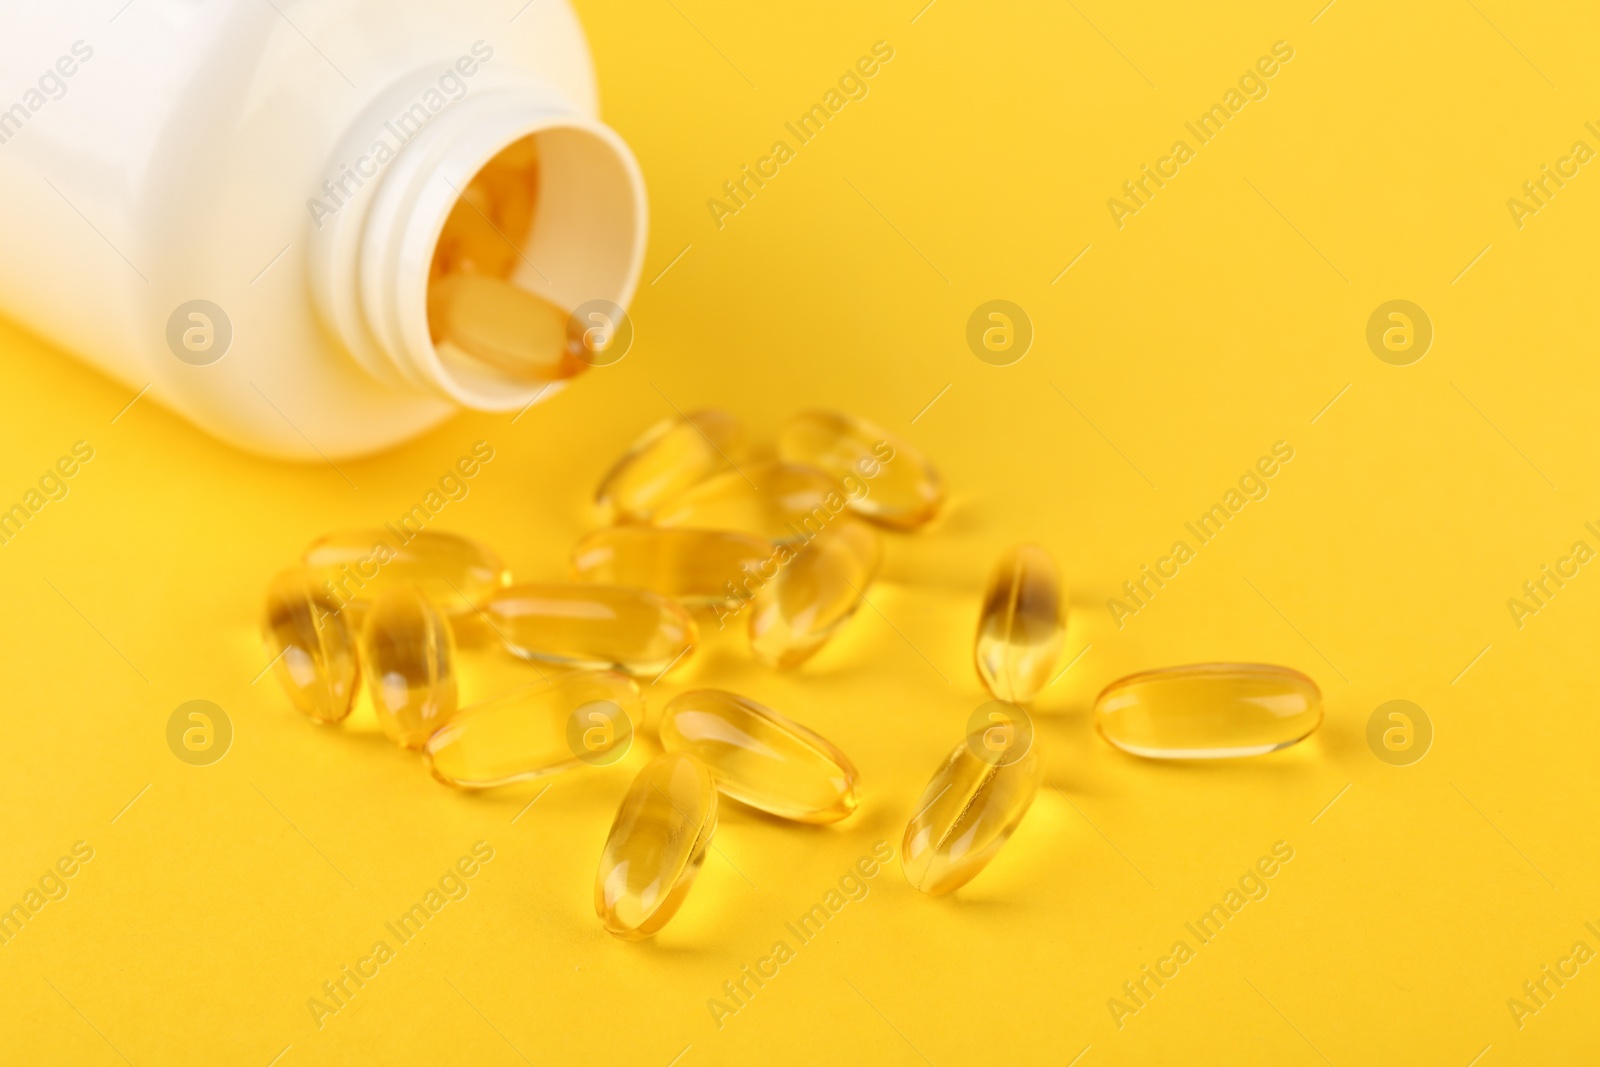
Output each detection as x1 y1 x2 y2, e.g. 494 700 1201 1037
4 0 1599 1063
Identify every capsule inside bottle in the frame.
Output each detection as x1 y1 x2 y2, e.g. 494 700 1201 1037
903 729 1043 895
433 183 519 279
427 135 576 382
360 587 459 749
1094 663 1323 759
428 273 583 382
263 568 360 724
430 133 540 280
570 526 773 605
974 544 1065 704
748 518 880 669
777 410 944 529
485 583 697 678
426 671 642 789
302 529 509 624
595 753 718 940
595 409 745 523
653 461 844 544
659 689 859 823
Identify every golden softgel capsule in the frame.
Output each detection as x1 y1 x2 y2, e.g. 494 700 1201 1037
654 461 842 543
974 544 1065 704
570 526 773 604
777 410 944 529
426 671 642 789
361 588 458 749
1094 663 1323 758
748 518 880 669
485 583 697 678
596 753 718 940
595 409 745 523
431 134 539 279
903 722 1043 895
432 181 517 279
659 689 859 823
303 529 508 622
263 569 359 724
428 273 583 382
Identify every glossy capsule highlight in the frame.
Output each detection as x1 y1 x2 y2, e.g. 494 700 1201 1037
570 526 773 605
303 529 509 623
659 689 859 823
1094 663 1323 759
902 725 1043 895
654 461 843 544
974 544 1065 704
595 409 745 523
426 671 643 789
748 518 880 669
360 588 459 749
485 583 697 678
595 753 718 940
263 568 360 724
777 410 944 529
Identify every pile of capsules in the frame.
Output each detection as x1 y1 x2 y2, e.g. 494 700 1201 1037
263 408 1327 940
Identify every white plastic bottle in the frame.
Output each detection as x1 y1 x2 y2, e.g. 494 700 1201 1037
0 1 646 460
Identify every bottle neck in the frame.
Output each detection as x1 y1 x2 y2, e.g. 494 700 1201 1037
310 75 647 409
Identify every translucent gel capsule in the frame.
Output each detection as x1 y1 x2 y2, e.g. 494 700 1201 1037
433 181 519 279
428 273 583 382
594 409 745 523
472 134 540 250
570 526 773 604
902 732 1043 895
361 588 459 749
426 671 643 789
654 461 843 543
303 529 509 623
1094 663 1323 759
749 518 881 669
777 410 945 529
485 583 697 678
595 753 718 940
659 689 859 823
974 544 1066 704
430 135 540 279
263 569 360 723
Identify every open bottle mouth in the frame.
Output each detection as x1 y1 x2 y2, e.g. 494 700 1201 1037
316 79 647 411
402 112 646 408
424 123 642 401
427 134 578 383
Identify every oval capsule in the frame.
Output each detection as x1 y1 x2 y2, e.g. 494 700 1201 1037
748 518 880 669
430 134 540 279
432 181 518 279
654 461 843 543
902 731 1043 895
361 588 459 749
570 526 773 604
1094 663 1323 759
303 529 509 623
595 409 745 523
429 273 583 382
485 583 697 678
777 410 944 529
595 753 718 940
426 671 642 789
660 689 859 823
263 569 360 724
974 544 1065 704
